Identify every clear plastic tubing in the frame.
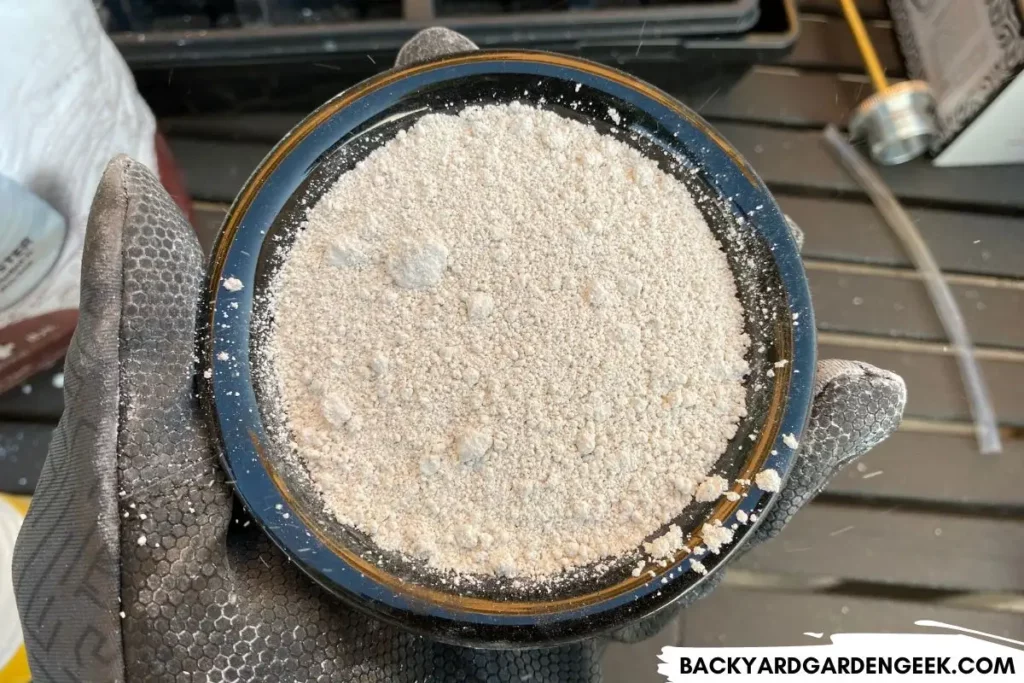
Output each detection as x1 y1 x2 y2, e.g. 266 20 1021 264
823 125 1002 454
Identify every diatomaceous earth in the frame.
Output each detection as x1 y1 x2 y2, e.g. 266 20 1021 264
268 102 750 580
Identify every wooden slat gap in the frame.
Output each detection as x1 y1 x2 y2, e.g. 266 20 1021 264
766 181 1024 220
704 114 830 132
812 492 1024 521
726 570 1024 615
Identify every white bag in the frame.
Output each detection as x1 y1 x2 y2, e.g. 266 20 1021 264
0 0 157 392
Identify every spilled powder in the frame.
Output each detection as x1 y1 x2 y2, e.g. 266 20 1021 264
755 468 782 492
700 522 734 554
269 103 749 579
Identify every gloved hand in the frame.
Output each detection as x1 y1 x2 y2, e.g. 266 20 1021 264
13 29 905 683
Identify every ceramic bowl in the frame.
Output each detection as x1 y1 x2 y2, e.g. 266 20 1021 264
203 50 815 647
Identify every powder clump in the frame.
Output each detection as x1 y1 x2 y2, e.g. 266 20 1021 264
755 468 783 492
643 525 685 560
222 276 244 292
701 522 734 554
387 236 449 289
695 474 729 503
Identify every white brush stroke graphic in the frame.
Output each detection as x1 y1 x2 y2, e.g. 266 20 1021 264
658 622 1023 681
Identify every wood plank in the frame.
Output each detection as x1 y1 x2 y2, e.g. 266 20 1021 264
827 429 1024 510
714 122 1024 213
736 502 1024 593
678 588 1024 646
807 264 1024 349
161 112 302 145
798 0 890 19
192 201 224 255
784 14 903 77
169 124 1024 213
0 423 53 495
169 138 269 204
819 340 1024 426
697 67 866 128
779 194 1024 279
402 0 434 21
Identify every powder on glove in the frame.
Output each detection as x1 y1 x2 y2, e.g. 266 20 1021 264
268 102 750 579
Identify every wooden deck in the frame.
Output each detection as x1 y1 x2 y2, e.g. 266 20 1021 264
2 1 1022 678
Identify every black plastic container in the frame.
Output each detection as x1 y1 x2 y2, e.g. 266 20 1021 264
118 0 798 117
104 0 759 38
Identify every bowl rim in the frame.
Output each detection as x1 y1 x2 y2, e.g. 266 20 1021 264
202 48 816 646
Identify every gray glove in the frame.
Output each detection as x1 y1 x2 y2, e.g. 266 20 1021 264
13 30 906 683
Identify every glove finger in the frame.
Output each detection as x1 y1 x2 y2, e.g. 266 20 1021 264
751 359 906 543
395 27 478 68
111 158 236 629
12 157 129 681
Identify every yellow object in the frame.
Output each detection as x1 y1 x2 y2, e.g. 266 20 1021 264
0 494 30 683
837 0 890 93
0 646 29 683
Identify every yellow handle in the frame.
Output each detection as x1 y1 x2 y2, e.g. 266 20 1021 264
0 495 30 682
837 0 889 93
0 647 30 683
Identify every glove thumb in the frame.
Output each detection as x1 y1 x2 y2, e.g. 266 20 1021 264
14 156 235 680
752 359 906 543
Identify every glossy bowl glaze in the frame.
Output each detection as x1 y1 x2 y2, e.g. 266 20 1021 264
203 50 815 647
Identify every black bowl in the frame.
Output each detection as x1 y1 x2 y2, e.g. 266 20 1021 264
203 50 815 647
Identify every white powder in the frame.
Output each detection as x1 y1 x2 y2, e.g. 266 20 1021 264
700 522 734 554
269 103 749 579
387 236 449 289
643 524 685 560
782 432 799 449
694 474 729 503
222 276 244 292
755 468 782 492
